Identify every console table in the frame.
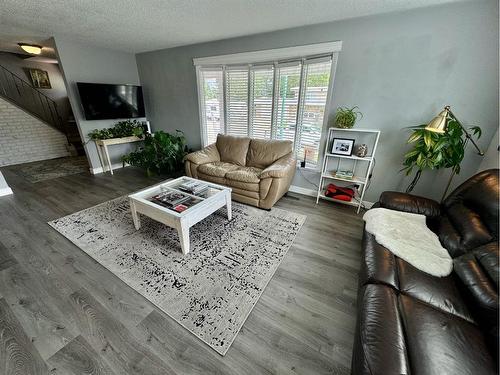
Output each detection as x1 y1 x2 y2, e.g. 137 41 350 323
94 136 143 175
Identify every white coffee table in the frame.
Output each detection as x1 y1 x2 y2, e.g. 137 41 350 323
128 177 232 254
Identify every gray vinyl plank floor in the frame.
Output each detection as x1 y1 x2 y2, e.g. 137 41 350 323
0 165 364 375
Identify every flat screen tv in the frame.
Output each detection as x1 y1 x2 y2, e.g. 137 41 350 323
77 82 145 120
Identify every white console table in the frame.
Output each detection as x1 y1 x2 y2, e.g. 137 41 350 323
95 136 143 175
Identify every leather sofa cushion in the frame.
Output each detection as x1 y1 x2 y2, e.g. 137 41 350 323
225 167 262 184
443 169 499 239
360 232 474 322
399 294 496 375
379 191 441 217
359 231 399 289
351 284 409 375
454 243 498 323
396 258 474 322
197 161 238 178
216 134 251 166
226 179 260 193
246 138 293 169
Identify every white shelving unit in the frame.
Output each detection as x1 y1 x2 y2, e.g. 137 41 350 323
316 128 380 213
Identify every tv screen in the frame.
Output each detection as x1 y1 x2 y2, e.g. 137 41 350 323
77 82 145 120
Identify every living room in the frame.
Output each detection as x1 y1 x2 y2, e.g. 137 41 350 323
0 0 498 374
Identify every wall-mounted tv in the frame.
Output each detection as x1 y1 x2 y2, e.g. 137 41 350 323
77 82 146 120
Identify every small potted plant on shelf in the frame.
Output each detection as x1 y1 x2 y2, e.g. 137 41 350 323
334 106 363 129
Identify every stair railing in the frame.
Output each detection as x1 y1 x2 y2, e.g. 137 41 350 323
0 64 64 132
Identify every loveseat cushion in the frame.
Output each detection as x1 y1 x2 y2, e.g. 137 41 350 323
246 138 293 169
399 294 496 375
216 134 251 166
197 161 238 178
225 166 262 184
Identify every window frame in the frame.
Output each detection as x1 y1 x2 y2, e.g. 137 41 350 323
194 42 342 170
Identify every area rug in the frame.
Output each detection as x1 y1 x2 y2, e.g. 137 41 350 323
13 156 88 183
48 197 306 355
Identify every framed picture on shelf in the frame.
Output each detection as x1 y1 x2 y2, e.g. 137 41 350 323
331 138 355 156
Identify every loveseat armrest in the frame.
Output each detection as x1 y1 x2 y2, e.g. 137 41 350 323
259 152 296 179
185 143 220 165
378 191 441 217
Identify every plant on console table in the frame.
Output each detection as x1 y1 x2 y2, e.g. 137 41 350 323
402 107 482 196
122 130 187 176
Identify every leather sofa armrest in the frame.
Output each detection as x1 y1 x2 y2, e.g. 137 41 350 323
259 152 296 179
378 191 441 217
185 143 220 165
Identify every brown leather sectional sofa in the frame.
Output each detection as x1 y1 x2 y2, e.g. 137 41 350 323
185 134 296 209
352 169 499 375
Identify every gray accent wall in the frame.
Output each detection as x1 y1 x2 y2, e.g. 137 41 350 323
54 38 145 172
136 0 498 202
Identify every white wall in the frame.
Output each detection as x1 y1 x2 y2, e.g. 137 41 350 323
478 128 499 171
0 97 70 166
136 0 499 202
54 38 145 172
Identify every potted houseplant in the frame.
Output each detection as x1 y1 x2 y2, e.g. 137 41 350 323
334 106 363 129
402 119 481 192
121 130 188 176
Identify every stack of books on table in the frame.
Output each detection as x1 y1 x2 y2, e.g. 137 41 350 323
333 169 354 180
151 191 191 212
178 180 209 195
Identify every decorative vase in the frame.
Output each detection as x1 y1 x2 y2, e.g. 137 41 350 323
355 144 368 157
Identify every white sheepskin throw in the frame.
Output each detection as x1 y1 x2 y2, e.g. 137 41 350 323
363 208 452 277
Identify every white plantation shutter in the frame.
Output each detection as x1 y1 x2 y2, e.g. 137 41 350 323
225 67 249 137
198 68 224 145
274 63 301 145
249 65 274 139
196 49 338 169
296 57 332 168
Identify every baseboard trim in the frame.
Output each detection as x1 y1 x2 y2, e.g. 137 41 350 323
90 162 128 175
289 185 374 209
0 187 13 196
289 185 317 197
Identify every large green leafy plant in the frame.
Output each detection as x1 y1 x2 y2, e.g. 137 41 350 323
122 130 187 176
88 119 144 140
402 119 481 192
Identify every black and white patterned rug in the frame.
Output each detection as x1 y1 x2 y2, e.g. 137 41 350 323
48 197 306 355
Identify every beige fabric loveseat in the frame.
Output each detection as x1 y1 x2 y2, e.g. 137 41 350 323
185 134 296 209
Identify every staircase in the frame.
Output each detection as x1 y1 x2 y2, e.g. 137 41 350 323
0 63 84 154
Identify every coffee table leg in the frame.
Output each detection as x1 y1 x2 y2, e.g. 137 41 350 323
226 192 232 220
130 200 141 230
177 221 190 255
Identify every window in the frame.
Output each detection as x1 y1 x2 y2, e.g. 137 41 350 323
195 43 341 168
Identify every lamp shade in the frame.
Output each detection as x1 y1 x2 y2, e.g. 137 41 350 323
425 108 449 133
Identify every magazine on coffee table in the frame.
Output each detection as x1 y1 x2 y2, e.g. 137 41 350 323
150 191 201 212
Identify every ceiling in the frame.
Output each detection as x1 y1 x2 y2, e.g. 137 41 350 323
0 0 468 54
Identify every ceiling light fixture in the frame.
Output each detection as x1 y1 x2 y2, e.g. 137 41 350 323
18 43 42 55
